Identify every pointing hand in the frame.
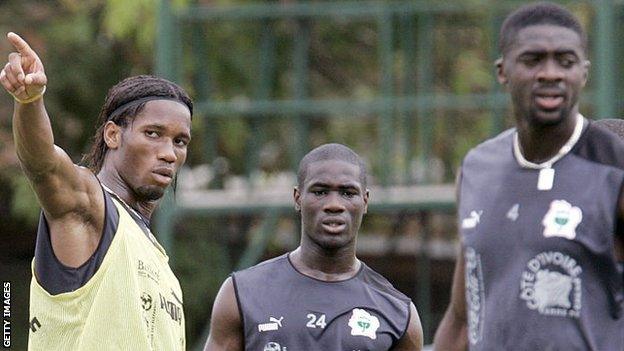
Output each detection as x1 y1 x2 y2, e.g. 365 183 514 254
0 32 47 103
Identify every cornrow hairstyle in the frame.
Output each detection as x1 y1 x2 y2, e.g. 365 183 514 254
499 1 587 55
297 143 368 189
82 75 193 173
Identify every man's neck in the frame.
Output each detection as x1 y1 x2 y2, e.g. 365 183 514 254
516 112 579 164
97 169 157 219
289 243 360 282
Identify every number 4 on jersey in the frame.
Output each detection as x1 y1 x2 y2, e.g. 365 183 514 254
306 313 327 329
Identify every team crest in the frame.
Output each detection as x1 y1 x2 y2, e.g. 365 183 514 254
542 200 582 240
348 308 379 340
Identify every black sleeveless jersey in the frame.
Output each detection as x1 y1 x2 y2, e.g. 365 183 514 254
232 253 411 351
459 119 624 350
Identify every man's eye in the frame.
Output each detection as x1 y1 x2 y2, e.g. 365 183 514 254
313 190 327 196
342 191 356 198
559 57 576 68
145 131 159 138
521 56 540 66
175 138 188 146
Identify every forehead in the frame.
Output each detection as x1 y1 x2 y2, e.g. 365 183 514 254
508 24 584 55
132 99 191 133
303 159 362 188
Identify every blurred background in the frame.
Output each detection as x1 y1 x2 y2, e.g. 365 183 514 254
1 0 623 349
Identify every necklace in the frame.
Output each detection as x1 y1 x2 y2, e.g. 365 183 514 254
513 113 584 190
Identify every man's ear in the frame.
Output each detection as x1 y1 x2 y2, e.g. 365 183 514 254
293 186 301 212
495 57 507 85
582 60 591 87
363 189 370 214
103 121 122 149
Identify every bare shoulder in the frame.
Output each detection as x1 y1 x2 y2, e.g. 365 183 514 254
204 277 244 351
29 147 104 221
36 161 106 268
392 302 423 351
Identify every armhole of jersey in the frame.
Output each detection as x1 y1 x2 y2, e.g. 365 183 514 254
33 185 119 295
617 179 624 291
231 273 246 346
615 178 624 242
392 300 412 349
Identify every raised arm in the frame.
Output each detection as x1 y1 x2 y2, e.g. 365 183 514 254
392 302 423 351
204 277 244 351
432 248 468 351
1 32 103 267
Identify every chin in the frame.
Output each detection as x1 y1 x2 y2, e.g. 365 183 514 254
315 234 355 251
528 107 569 126
135 185 166 201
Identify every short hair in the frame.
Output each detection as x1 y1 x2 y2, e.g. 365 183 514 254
82 75 193 173
297 143 368 189
594 119 624 139
499 2 587 55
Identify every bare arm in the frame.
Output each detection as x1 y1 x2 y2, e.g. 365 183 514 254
392 302 423 351
204 277 244 351
1 32 103 267
433 248 468 351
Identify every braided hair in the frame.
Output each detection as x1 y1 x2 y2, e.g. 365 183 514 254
82 75 193 173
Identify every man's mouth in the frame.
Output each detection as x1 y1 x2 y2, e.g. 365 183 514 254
533 89 565 111
321 218 347 234
152 167 174 184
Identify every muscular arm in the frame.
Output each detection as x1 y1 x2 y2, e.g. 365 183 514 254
433 248 468 351
204 277 244 351
2 33 103 267
392 302 423 351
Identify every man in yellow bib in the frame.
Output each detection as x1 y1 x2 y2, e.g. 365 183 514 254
1 32 191 350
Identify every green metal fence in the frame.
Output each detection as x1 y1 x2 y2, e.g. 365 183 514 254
154 0 624 347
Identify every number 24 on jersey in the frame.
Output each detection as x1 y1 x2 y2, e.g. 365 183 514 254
306 313 327 329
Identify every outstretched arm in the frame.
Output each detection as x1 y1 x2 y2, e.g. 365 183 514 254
3 32 52 177
433 248 468 351
204 277 244 351
1 32 103 267
392 302 423 350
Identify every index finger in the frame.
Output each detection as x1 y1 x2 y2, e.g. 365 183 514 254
7 32 38 58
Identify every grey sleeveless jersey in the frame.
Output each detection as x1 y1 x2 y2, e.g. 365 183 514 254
232 253 411 351
459 120 624 350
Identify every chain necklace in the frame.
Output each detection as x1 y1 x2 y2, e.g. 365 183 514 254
513 113 584 190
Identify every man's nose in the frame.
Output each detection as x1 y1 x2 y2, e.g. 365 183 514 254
323 192 345 213
158 140 177 163
537 59 564 83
